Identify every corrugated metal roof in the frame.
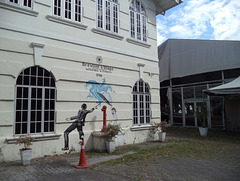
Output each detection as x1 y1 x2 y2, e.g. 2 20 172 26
158 39 240 82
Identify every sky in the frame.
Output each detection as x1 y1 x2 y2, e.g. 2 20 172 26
156 0 240 45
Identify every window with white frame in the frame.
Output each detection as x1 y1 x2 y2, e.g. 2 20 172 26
15 66 56 135
133 79 151 125
97 0 119 33
53 0 82 22
129 0 147 42
8 0 33 8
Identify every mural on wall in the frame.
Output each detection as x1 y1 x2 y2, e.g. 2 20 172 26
86 78 119 125
62 103 97 151
85 78 116 106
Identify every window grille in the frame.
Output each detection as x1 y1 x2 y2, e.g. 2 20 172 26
15 66 56 135
129 0 147 42
54 0 82 22
97 0 119 33
133 79 151 125
8 0 33 8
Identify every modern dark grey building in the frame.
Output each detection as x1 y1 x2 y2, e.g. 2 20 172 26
158 39 240 130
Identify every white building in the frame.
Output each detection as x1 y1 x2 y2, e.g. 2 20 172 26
0 0 182 162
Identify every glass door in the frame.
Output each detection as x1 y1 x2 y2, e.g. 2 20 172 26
184 102 195 126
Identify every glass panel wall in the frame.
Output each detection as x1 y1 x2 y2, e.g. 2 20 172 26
172 88 183 126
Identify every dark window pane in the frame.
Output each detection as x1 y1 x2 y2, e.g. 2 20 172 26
16 99 22 110
38 77 43 86
15 123 21 134
31 67 36 75
23 88 28 98
44 78 49 86
31 123 36 133
145 84 149 93
133 94 137 101
23 100 28 110
45 100 49 109
50 111 54 120
45 89 49 99
31 100 36 110
50 100 55 109
38 67 43 76
44 122 49 132
37 100 42 109
28 0 32 7
22 123 27 134
44 70 50 77
31 88 36 98
50 122 54 131
44 111 49 120
23 75 29 85
37 111 41 121
31 111 36 122
37 88 42 98
37 123 41 132
30 76 36 86
16 111 21 122
146 117 150 123
24 68 30 75
134 117 137 124
51 78 55 87
22 111 28 122
17 75 23 85
50 89 55 99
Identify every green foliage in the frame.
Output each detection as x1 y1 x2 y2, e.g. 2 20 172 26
196 103 208 127
102 124 121 138
151 120 167 133
15 135 35 150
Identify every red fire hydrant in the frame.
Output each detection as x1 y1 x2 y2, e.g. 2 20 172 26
101 105 107 129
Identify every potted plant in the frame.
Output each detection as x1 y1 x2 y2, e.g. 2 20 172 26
151 120 167 141
196 103 208 136
16 135 35 165
102 124 121 153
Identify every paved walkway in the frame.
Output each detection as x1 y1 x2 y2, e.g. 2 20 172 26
0 153 132 181
1 129 240 181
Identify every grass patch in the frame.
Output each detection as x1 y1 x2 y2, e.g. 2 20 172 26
93 128 240 167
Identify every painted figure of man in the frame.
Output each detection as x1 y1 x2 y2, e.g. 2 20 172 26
62 103 97 151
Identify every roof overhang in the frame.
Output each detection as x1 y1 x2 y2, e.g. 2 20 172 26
154 0 183 15
204 76 240 97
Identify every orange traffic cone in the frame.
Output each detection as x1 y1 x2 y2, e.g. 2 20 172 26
75 141 91 168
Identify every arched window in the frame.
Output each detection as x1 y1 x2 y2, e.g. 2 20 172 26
97 0 119 33
129 0 147 42
15 66 56 135
133 79 151 125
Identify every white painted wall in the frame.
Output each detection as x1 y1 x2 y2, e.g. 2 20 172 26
0 0 161 162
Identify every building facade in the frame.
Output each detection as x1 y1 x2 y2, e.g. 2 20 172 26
0 0 181 162
159 39 240 130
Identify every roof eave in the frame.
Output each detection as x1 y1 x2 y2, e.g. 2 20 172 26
155 0 183 15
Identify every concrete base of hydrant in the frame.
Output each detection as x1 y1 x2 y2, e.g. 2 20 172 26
92 131 109 152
